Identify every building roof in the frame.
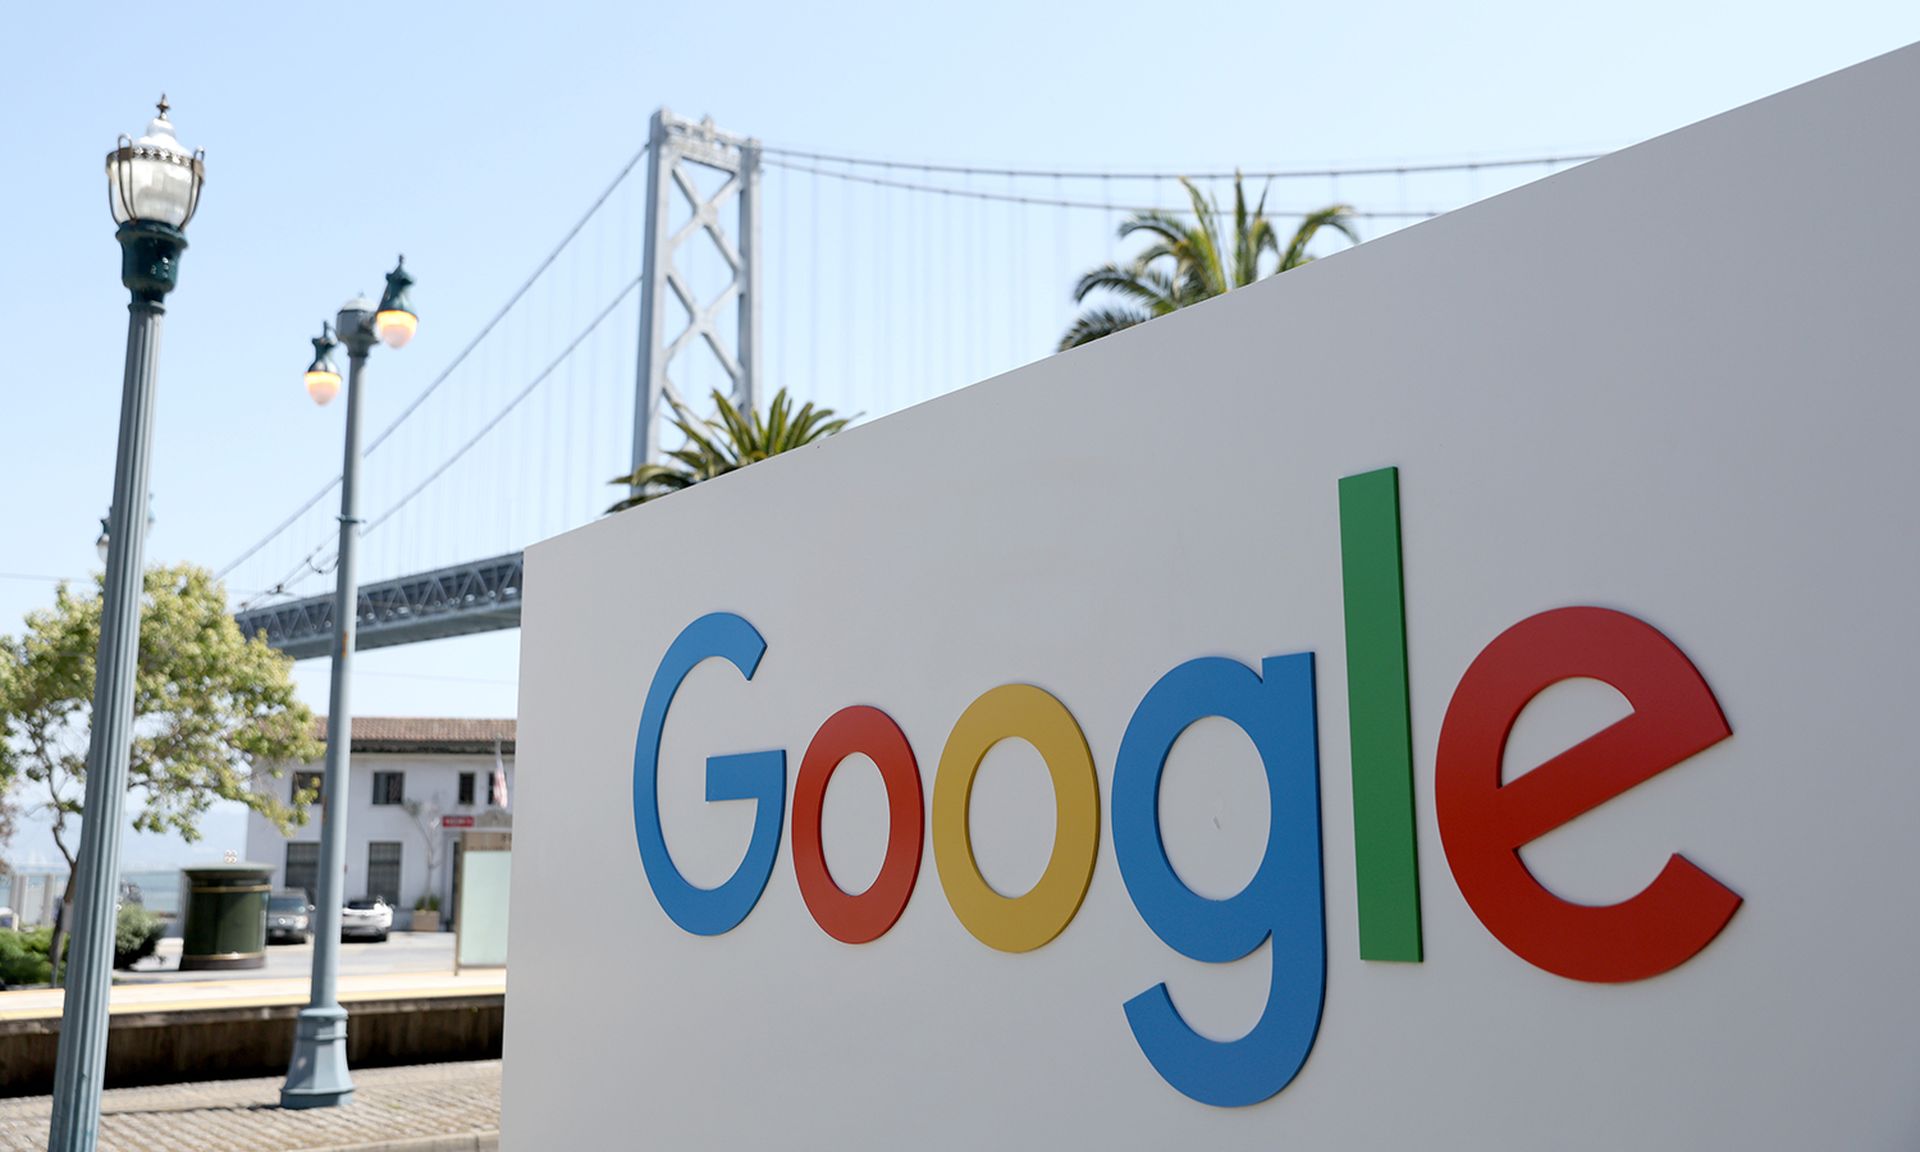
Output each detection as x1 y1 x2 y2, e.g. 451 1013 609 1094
312 717 515 755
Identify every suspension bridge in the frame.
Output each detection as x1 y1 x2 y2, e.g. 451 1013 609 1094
224 110 1602 658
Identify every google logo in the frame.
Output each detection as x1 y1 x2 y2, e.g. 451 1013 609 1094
630 466 1739 1107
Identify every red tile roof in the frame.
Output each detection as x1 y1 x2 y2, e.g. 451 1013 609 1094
312 717 515 755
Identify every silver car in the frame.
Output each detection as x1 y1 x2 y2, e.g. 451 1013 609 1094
340 897 393 943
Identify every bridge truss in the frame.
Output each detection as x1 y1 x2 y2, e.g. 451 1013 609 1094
233 552 523 660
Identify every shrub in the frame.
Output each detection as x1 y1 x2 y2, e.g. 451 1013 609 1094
414 894 441 912
0 913 154 985
0 927 55 987
114 905 166 970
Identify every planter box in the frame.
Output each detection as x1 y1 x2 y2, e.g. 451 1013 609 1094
412 910 442 933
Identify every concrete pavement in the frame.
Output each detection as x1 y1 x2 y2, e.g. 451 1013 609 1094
0 1060 500 1151
118 931 457 984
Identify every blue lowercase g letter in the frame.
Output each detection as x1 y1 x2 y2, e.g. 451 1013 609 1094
1111 653 1328 1106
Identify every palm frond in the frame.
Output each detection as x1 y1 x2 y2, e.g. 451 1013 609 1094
1116 211 1194 249
784 402 854 448
1241 217 1276 286
604 463 702 512
1276 204 1360 272
764 391 792 453
1064 176 1350 350
1231 174 1259 289
1071 263 1181 312
604 386 853 513
1178 178 1227 298
1127 240 1184 273
1058 305 1152 351
709 392 759 461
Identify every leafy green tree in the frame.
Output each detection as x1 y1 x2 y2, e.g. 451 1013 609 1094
0 564 322 983
1060 175 1359 350
0 778 14 874
606 387 854 513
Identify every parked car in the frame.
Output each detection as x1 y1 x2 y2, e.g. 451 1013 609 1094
266 892 313 944
341 897 393 943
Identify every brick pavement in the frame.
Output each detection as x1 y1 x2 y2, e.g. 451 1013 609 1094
0 1060 499 1152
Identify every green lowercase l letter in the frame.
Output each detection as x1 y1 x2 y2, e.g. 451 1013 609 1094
1339 466 1423 962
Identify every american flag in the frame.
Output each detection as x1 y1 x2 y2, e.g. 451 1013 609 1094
490 736 510 810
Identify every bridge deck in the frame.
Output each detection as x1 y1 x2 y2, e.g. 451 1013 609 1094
232 552 523 659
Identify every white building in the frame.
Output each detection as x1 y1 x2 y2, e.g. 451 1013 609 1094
246 717 515 929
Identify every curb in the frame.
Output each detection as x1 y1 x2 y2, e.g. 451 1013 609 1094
311 1133 499 1152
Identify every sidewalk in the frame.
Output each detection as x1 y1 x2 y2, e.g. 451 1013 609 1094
0 969 506 1022
0 1060 500 1151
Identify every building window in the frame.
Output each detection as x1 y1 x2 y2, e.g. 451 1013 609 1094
366 841 403 904
458 772 475 807
285 842 319 903
292 771 323 802
370 771 405 806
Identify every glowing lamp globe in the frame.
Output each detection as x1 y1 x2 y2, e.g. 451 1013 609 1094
375 309 417 349
305 323 342 405
374 255 418 349
306 369 342 405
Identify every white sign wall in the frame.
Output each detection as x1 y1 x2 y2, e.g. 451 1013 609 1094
504 44 1920 1150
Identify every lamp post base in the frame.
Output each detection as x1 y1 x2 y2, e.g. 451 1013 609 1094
280 1005 355 1109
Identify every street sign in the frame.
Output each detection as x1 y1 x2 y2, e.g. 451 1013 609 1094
507 44 1920 1150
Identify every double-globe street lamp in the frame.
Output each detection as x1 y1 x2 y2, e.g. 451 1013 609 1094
47 97 205 1152
281 257 417 1110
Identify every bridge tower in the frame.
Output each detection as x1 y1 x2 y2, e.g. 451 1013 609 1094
633 110 763 479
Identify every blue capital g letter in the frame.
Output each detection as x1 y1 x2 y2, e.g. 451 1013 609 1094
633 612 787 936
1112 653 1328 1106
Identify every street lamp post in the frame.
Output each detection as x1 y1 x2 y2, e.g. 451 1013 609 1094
281 257 417 1110
46 97 204 1152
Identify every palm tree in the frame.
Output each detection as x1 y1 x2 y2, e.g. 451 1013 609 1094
606 387 854 513
1059 176 1358 350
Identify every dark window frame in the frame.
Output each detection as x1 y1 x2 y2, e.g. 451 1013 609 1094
370 771 405 806
365 841 403 904
285 842 320 903
292 771 324 801
457 772 475 807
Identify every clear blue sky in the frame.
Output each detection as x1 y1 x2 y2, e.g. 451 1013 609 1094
2 1 1916 867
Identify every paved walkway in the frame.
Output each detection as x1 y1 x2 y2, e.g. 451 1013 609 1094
0 969 507 1022
0 1060 500 1151
117 933 458 985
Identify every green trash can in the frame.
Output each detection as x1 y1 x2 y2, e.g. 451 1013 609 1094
178 863 273 971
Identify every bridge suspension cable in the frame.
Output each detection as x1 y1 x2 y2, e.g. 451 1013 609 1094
762 158 1458 219
217 142 651 583
756 144 1606 182
223 118 1616 635
362 275 642 538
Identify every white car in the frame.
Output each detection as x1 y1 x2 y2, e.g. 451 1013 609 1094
340 897 393 943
